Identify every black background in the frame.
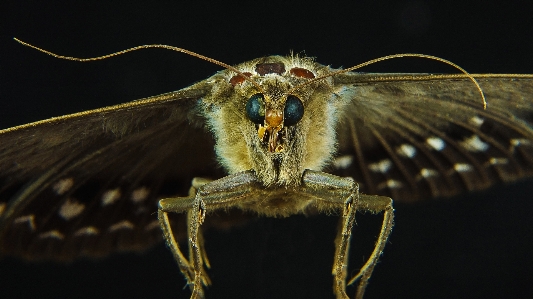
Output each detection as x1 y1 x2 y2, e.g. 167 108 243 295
1 1 533 298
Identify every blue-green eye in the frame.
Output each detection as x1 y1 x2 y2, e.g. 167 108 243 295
283 95 304 126
245 93 265 124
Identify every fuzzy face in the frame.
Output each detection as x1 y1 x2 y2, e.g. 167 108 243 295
199 55 349 187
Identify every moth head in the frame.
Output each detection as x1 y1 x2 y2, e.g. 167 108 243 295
245 92 304 153
203 55 339 186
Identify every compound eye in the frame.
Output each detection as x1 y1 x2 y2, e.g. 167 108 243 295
283 95 304 126
245 93 265 124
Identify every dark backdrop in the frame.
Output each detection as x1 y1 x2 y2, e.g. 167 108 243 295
1 1 532 299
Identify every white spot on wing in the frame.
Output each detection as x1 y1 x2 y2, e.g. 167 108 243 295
510 138 532 152
454 163 473 172
14 215 36 231
369 159 392 173
74 226 99 236
416 168 439 180
487 157 509 165
332 155 354 169
426 137 445 151
469 116 485 127
39 230 64 240
53 178 74 195
460 135 489 152
59 198 85 220
396 144 417 158
131 187 150 203
378 179 403 190
101 188 121 206
109 220 135 232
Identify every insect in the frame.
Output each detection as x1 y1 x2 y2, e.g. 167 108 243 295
1 39 533 299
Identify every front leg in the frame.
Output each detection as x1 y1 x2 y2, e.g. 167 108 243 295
158 170 260 299
301 170 359 299
349 195 394 299
301 170 394 299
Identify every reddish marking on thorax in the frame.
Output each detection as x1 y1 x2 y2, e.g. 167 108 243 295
229 72 252 86
289 67 315 79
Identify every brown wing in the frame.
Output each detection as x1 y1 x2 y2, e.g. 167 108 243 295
331 74 533 202
0 82 225 260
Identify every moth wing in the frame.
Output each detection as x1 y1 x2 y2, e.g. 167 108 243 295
331 74 533 202
0 81 222 260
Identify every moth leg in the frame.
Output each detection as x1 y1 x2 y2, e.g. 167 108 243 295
348 195 394 299
157 177 217 292
187 208 211 276
159 170 259 299
301 170 394 299
157 191 197 287
189 178 214 275
185 203 212 288
301 170 359 299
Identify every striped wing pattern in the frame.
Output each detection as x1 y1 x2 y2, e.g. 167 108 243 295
0 88 222 260
332 75 533 202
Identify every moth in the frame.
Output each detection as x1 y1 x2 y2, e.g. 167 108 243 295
1 40 533 299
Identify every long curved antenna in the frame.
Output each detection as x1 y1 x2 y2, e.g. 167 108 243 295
13 37 266 94
288 53 487 109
